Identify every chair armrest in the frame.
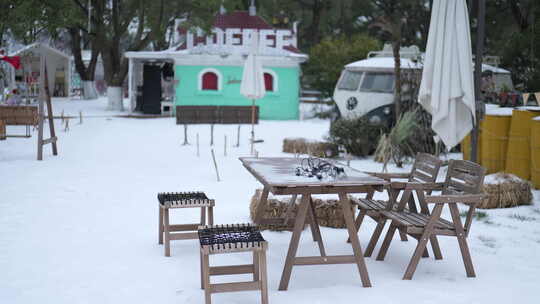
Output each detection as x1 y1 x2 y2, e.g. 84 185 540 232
390 181 444 191
365 172 411 181
424 194 487 204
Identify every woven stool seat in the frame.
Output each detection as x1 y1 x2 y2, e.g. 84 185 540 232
199 224 269 304
199 224 265 252
158 192 215 208
157 191 214 256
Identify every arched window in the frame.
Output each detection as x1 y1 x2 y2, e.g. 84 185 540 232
264 73 274 92
202 72 218 90
198 68 222 91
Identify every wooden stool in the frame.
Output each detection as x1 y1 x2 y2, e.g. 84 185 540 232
198 224 268 304
157 192 215 257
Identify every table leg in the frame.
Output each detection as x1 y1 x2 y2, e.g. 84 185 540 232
278 194 311 291
339 192 371 287
308 196 326 256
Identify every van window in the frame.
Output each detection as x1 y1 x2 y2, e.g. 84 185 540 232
338 71 363 91
361 72 395 93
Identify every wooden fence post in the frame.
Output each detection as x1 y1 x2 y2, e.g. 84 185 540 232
236 125 241 147
197 133 200 157
211 149 220 182
210 124 214 146
183 124 189 145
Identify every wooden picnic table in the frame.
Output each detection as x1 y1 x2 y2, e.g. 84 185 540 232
239 157 389 289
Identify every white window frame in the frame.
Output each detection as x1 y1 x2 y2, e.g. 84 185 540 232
263 69 278 92
198 68 222 91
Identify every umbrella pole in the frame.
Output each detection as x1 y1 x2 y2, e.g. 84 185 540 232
251 99 255 155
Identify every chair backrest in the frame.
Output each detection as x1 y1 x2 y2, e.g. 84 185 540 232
408 153 444 183
442 160 486 235
442 160 486 196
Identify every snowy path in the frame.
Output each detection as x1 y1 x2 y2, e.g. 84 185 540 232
1 99 539 303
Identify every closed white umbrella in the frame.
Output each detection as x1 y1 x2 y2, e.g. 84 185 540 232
240 31 266 154
419 0 476 149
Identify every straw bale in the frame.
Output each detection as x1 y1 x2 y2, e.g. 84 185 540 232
479 173 533 209
283 138 338 158
250 189 357 230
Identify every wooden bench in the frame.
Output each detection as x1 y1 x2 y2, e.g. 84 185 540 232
375 159 487 279
176 105 259 125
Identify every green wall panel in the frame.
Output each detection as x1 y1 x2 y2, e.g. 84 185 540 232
174 65 299 120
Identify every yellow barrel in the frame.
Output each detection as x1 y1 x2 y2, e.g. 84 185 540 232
461 120 483 164
505 109 540 179
480 114 512 173
531 118 540 188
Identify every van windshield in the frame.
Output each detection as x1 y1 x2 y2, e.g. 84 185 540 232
338 71 363 91
360 72 395 93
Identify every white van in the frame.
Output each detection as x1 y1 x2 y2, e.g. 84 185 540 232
333 45 513 124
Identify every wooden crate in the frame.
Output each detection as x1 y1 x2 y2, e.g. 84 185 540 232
0 105 39 126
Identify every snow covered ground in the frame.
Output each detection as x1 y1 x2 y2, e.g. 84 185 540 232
1 98 539 304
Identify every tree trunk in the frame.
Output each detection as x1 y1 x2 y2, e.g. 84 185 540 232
107 86 124 111
306 0 327 46
82 80 98 99
68 27 99 100
392 40 402 122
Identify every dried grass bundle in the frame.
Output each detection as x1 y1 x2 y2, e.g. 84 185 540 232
283 138 339 158
480 173 533 209
250 189 357 230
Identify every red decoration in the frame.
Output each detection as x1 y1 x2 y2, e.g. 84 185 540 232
202 72 218 90
264 73 273 91
0 55 21 70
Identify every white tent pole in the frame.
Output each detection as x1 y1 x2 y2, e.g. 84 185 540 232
128 58 133 112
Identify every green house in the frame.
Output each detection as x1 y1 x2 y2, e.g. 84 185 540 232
126 4 307 120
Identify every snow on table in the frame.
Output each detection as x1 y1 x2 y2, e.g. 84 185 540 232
240 157 386 187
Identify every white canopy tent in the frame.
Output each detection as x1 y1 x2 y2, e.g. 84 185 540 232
9 43 71 98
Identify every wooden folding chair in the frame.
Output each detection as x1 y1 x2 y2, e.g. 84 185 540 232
351 153 443 257
375 160 486 279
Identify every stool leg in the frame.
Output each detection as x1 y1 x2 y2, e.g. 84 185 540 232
158 206 164 245
200 249 204 289
208 206 214 226
253 250 260 281
202 249 211 304
164 208 171 257
258 248 269 304
200 207 207 226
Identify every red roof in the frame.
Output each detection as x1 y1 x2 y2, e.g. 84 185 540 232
213 11 272 30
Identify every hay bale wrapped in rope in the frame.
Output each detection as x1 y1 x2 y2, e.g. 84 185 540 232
250 189 358 231
479 173 533 209
283 138 339 158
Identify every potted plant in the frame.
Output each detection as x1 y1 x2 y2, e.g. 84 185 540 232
499 84 511 107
